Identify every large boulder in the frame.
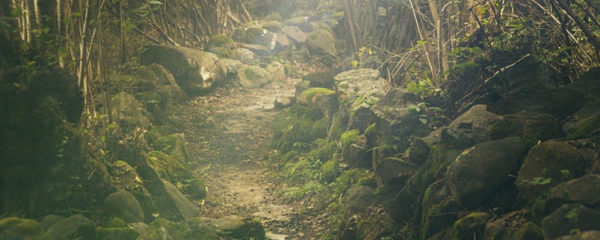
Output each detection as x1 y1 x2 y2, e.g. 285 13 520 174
488 111 563 147
231 48 257 64
0 217 42 240
139 45 221 95
265 62 286 82
42 214 96 240
306 29 336 56
232 23 276 50
136 163 199 221
488 88 589 120
546 175 600 212
516 141 587 202
564 101 600 140
104 190 145 223
334 68 386 99
447 104 504 146
446 137 527 208
110 92 152 130
374 157 417 184
341 130 371 168
195 216 266 240
453 212 491 240
542 204 600 239
280 26 307 43
236 65 271 89
555 231 600 240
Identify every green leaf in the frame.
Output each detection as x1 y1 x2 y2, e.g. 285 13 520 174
148 0 163 4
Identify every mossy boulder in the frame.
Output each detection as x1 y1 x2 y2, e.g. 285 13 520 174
42 214 96 240
231 48 257 64
153 133 190 164
306 29 337 56
546 174 600 212
488 111 563 147
281 25 307 43
341 130 371 169
516 141 587 202
207 34 234 48
199 216 266 240
453 212 491 240
542 203 600 239
40 215 65 231
488 88 589 120
321 159 340 183
146 150 191 185
564 112 600 140
97 227 140 240
447 105 504 146
265 61 286 82
139 45 222 95
512 222 544 240
421 197 462 239
0 217 42 240
298 87 336 104
343 186 376 218
236 65 270 89
555 231 600 240
446 137 527 208
104 190 145 223
374 157 417 184
110 92 152 129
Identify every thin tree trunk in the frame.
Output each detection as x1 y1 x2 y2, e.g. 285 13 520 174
409 0 436 81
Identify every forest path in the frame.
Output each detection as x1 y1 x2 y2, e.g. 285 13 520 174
182 78 313 240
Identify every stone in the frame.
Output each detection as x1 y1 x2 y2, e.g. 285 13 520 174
274 33 291 50
447 104 504 146
341 130 371 168
136 163 199 222
110 92 152 129
547 175 600 211
306 29 337 56
513 222 544 240
232 26 276 50
42 214 96 240
488 111 563 147
420 184 462 239
196 216 266 240
285 16 312 31
542 204 600 239
453 212 491 240
446 137 527 208
343 186 376 218
302 71 337 89
265 62 286 82
375 157 417 184
569 67 600 97
274 96 295 109
280 26 307 43
231 48 257 64
261 20 282 32
40 215 65 231
236 65 270 89
0 217 42 240
214 58 244 83
488 88 589 120
104 190 145 223
516 140 587 202
97 227 140 240
139 45 222 95
555 231 600 240
564 110 600 140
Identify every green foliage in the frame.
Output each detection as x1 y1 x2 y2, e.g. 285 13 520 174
341 129 361 148
406 77 434 98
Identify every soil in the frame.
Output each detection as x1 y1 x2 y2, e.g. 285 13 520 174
181 78 317 240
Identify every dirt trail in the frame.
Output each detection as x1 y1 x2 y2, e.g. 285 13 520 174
182 78 313 240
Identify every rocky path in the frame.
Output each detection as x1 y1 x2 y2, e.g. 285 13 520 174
181 78 314 239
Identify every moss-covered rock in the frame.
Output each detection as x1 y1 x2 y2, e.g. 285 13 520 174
564 112 600 140
516 141 587 202
546 174 600 213
446 137 527 208
97 227 141 240
488 112 563 147
512 222 543 240
111 92 152 130
104 190 145 223
421 198 462 239
42 214 96 240
542 204 600 239
306 29 337 56
0 217 42 240
207 34 234 48
236 65 270 89
320 159 340 183
453 212 491 240
341 130 371 168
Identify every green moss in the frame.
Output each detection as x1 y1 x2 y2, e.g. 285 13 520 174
453 212 491 240
299 88 336 103
106 217 127 228
566 112 600 139
512 222 543 240
420 198 461 239
320 159 340 183
0 217 42 239
207 34 234 48
97 227 140 240
332 169 374 195
341 129 361 148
